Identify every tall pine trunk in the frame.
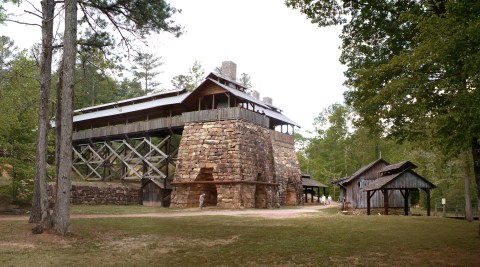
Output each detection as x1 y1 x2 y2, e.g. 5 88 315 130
30 0 55 227
463 151 473 222
53 0 76 236
471 137 480 235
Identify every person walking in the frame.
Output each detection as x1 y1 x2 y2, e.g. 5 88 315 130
199 193 206 209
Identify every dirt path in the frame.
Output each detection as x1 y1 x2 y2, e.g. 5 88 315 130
0 204 336 221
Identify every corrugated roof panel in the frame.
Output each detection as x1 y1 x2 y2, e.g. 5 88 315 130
74 89 185 114
208 78 269 108
207 78 299 127
256 106 299 127
302 178 327 187
73 93 188 123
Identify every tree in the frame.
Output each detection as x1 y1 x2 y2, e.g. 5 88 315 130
0 35 16 83
171 74 192 91
116 77 143 100
53 0 77 236
132 52 163 95
239 73 252 89
0 53 39 204
171 60 205 92
3 0 182 235
287 0 480 233
29 0 55 228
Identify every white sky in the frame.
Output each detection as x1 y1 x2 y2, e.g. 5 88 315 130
0 0 347 135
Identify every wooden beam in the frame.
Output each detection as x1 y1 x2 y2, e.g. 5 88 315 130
367 190 371 215
426 188 431 216
404 189 409 216
171 180 279 186
383 189 389 215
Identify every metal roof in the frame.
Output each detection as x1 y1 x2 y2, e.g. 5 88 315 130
74 89 185 114
207 78 269 108
207 78 299 127
302 178 327 188
72 92 188 123
207 72 247 90
379 161 417 174
363 170 436 191
334 158 389 185
69 74 299 127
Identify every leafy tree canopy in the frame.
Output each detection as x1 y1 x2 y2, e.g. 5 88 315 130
171 60 205 92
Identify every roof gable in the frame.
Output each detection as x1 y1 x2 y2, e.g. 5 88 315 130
335 158 389 185
380 161 417 176
363 170 436 191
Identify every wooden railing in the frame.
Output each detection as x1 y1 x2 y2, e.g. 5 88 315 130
182 107 269 128
73 115 184 141
73 108 270 141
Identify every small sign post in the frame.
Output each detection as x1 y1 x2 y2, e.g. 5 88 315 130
442 198 446 217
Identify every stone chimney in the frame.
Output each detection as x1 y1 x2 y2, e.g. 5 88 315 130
263 97 273 106
221 61 237 81
251 90 260 100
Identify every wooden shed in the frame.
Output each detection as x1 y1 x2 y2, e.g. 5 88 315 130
363 169 436 216
332 159 436 215
141 179 172 207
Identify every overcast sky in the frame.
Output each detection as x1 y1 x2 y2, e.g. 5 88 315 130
0 0 347 135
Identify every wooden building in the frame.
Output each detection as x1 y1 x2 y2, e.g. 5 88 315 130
333 159 435 215
69 61 303 208
141 179 171 207
302 174 327 203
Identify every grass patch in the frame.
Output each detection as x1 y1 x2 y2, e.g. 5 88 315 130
69 205 177 215
1 209 479 266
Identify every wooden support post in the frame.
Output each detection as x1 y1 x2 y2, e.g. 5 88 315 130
311 188 313 203
426 189 431 216
317 187 320 203
404 189 409 216
367 190 371 215
383 189 389 215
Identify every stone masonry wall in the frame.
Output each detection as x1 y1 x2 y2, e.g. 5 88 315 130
270 131 303 205
48 182 141 205
171 120 277 208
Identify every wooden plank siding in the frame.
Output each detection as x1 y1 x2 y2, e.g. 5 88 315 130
346 161 387 209
357 186 404 208
383 171 432 189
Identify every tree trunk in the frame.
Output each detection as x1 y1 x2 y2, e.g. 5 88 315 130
463 151 473 222
471 137 480 235
55 62 63 185
53 0 77 236
29 0 55 227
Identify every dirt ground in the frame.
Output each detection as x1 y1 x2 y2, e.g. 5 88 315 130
0 203 336 221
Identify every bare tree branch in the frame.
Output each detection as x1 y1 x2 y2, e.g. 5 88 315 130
0 19 41 27
24 10 42 19
25 0 42 14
